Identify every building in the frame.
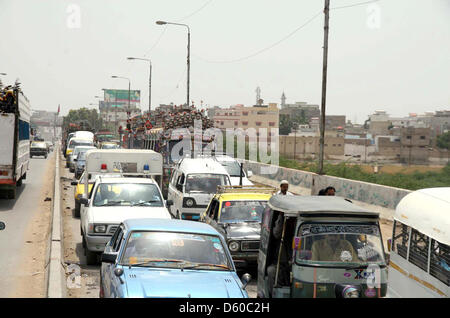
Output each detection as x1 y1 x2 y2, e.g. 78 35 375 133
279 134 345 160
213 103 279 140
400 127 431 164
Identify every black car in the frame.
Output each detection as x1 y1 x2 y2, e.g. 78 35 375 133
30 141 48 158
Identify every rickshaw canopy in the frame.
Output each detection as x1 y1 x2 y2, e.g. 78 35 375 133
267 195 378 218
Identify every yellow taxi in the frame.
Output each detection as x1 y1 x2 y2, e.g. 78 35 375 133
200 185 276 269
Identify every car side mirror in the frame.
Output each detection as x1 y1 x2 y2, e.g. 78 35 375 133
71 181 78 186
247 170 253 178
166 200 173 207
101 252 117 264
0 222 5 230
79 197 89 205
241 273 251 289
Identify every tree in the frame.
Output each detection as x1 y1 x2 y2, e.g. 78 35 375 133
63 107 104 132
436 131 450 150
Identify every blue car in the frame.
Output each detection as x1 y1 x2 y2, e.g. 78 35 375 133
100 218 251 298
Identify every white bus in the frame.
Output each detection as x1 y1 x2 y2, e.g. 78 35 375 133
387 187 449 298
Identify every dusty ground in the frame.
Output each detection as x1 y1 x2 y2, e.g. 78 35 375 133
60 155 100 298
9 152 55 297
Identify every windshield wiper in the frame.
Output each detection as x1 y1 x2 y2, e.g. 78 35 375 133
132 200 161 206
127 259 186 268
182 263 231 270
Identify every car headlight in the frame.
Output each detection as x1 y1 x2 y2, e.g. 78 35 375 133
94 224 107 233
228 241 240 252
342 286 360 298
183 198 195 208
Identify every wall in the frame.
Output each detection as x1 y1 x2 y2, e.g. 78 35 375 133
245 160 412 221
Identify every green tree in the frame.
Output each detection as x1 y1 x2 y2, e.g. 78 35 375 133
63 107 104 132
436 131 450 150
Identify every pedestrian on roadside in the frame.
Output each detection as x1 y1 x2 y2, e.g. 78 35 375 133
276 180 294 196
325 186 336 196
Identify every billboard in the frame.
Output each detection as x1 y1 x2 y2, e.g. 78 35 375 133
104 89 140 106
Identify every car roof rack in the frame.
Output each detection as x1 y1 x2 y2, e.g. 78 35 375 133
217 185 277 194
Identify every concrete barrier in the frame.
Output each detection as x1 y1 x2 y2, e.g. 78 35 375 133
47 145 66 298
246 160 412 220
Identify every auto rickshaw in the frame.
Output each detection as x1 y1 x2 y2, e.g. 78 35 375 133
257 195 388 298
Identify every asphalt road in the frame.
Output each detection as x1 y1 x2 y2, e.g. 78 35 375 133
0 152 54 297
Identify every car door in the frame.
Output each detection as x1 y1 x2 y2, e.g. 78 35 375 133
108 227 125 298
102 226 121 297
167 170 179 217
174 173 185 215
81 181 97 235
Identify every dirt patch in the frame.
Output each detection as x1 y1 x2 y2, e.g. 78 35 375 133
360 164 444 175
9 153 56 297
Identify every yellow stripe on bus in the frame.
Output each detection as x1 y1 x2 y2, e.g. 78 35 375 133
390 261 447 297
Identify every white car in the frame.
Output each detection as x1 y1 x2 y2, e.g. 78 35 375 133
167 157 231 220
213 155 254 186
80 177 172 265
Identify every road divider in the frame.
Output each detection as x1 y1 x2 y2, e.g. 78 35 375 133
46 145 67 298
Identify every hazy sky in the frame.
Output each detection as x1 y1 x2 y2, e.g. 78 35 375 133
1 0 449 123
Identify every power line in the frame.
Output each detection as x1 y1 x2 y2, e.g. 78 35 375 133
178 0 214 22
192 10 322 64
331 0 380 10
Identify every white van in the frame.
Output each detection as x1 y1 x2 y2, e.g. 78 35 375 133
167 157 231 220
387 187 449 298
73 130 94 141
66 137 95 164
213 154 253 186
79 149 172 264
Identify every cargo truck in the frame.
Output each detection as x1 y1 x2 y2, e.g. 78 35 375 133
0 88 31 199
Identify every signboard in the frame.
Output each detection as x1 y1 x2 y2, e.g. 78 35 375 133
104 89 141 104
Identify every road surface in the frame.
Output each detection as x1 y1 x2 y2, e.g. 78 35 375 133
0 151 55 297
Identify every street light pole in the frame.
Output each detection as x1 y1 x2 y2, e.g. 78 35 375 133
156 21 190 107
127 57 152 113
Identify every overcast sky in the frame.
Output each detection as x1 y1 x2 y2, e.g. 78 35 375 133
1 0 449 123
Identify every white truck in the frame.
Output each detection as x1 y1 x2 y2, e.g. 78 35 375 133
0 88 31 199
79 149 172 264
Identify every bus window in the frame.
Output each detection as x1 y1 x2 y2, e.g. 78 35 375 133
392 221 410 259
408 229 429 272
429 240 450 286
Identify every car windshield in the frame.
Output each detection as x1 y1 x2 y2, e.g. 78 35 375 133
73 147 94 156
31 142 46 148
93 183 163 207
120 231 232 270
77 152 87 161
219 200 267 223
185 174 230 193
69 140 93 148
102 143 119 149
220 161 244 177
295 223 386 267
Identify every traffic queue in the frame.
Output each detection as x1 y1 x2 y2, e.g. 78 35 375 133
62 130 450 298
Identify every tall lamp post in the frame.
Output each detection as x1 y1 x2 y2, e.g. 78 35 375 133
127 57 152 114
156 20 190 107
111 76 131 148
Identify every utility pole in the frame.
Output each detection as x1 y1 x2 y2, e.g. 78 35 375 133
318 0 330 175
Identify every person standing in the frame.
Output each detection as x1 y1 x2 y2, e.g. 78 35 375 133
276 180 294 196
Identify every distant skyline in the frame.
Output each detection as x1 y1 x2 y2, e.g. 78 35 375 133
1 0 449 124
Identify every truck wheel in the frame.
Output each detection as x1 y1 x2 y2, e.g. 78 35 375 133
86 249 98 265
45 154 48 159
74 202 81 218
8 188 16 199
16 178 23 187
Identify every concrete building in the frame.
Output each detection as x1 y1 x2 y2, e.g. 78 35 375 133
279 134 345 160
213 103 279 140
400 127 431 164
